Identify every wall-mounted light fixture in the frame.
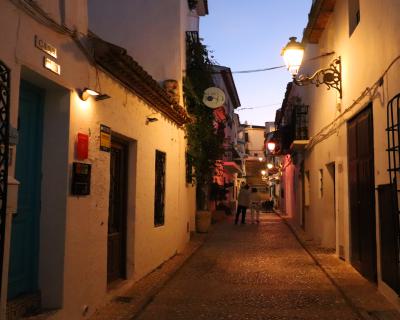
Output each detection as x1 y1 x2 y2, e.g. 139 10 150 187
79 88 110 101
145 112 159 125
261 170 267 176
281 37 342 98
258 157 264 162
267 163 274 170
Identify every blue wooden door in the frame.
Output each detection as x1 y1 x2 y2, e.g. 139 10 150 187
8 81 44 300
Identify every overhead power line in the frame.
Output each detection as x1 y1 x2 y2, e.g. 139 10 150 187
229 52 335 75
237 103 281 110
232 65 285 74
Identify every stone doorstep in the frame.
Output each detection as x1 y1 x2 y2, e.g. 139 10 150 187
23 310 58 320
7 292 58 320
280 215 400 320
6 292 41 320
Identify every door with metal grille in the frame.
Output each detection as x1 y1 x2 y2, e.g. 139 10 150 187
383 93 400 293
0 61 10 293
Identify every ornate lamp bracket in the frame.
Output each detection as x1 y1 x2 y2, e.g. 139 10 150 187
293 57 342 99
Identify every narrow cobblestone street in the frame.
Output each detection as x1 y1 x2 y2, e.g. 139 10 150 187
133 213 363 320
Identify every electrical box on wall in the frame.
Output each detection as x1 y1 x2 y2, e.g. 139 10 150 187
71 162 91 196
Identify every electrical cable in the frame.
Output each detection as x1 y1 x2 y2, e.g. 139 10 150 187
237 103 281 110
232 65 285 74
306 54 400 151
10 0 73 35
230 52 335 75
9 0 113 96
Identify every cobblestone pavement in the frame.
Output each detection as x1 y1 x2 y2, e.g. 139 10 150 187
134 213 364 320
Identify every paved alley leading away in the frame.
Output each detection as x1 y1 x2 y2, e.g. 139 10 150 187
134 214 362 320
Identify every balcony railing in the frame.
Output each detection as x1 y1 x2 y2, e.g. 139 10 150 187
274 103 309 154
186 31 200 45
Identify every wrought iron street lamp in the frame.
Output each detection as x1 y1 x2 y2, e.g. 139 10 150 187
281 37 342 98
267 142 276 152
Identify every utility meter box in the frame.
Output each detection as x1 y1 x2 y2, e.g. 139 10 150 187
7 176 19 214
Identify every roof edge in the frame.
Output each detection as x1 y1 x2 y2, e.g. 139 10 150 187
88 35 190 126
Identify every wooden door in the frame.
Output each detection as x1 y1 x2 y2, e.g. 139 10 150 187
107 138 128 283
8 81 44 299
348 105 377 281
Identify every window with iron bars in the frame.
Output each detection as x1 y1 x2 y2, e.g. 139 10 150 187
154 150 166 226
294 104 309 140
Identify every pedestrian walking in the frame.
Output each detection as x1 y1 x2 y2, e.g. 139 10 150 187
250 187 262 223
235 184 251 224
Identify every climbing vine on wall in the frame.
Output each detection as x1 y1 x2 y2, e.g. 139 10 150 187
184 36 224 209
188 0 198 10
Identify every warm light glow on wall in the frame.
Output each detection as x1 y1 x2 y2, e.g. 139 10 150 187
74 92 94 118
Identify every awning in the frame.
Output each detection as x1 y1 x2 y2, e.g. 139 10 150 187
291 140 309 151
213 106 226 122
223 161 242 175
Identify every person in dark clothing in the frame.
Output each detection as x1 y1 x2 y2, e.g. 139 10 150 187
235 184 251 224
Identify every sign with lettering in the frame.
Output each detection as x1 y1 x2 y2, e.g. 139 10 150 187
35 35 57 58
44 57 61 75
100 124 111 152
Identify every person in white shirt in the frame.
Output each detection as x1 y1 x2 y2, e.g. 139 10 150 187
250 187 262 224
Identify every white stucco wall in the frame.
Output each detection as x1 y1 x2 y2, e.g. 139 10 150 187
245 127 265 156
0 1 195 318
294 0 400 309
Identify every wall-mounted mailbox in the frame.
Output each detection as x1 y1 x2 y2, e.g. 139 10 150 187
71 162 91 196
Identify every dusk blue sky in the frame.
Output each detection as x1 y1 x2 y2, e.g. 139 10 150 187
200 1 312 125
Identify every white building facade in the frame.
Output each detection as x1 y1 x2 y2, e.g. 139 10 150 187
283 0 400 310
0 0 205 318
210 65 242 211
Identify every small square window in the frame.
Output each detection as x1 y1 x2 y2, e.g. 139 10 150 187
349 0 360 36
